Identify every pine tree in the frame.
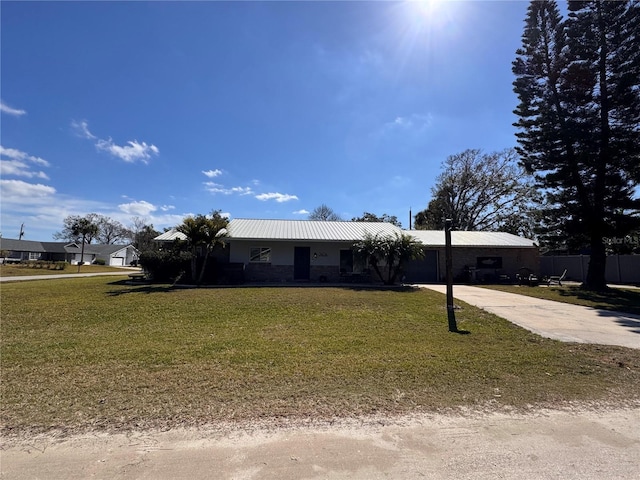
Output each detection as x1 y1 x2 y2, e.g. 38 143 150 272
513 0 640 290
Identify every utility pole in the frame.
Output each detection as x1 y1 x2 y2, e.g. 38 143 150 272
18 224 25 240
444 219 458 332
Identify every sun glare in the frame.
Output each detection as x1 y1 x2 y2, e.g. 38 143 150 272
414 0 446 18
404 0 459 31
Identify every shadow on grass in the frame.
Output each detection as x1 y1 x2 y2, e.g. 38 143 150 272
107 279 175 296
105 280 421 296
452 329 471 335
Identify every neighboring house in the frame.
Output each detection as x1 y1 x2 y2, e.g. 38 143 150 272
0 238 138 266
91 244 139 267
153 219 537 284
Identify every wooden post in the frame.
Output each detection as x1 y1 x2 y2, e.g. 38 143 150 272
445 219 458 332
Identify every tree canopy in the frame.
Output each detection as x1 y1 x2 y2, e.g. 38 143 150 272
351 212 402 227
414 149 537 236
308 204 342 221
513 0 640 290
54 213 130 244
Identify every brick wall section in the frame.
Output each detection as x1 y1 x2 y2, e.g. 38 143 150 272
434 247 539 282
245 264 293 282
245 264 344 283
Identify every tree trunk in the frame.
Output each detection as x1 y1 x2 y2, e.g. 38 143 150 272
584 234 608 291
190 247 198 284
197 251 210 285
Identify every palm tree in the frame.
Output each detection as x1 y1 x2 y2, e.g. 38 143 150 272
353 232 424 285
177 210 229 284
71 217 99 273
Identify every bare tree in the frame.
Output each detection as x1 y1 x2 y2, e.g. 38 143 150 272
414 149 537 235
308 204 342 221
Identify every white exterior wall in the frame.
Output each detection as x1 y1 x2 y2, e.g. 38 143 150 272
229 240 351 266
71 253 95 265
107 247 138 266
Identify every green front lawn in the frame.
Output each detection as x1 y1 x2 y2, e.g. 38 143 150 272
481 284 640 316
1 277 638 436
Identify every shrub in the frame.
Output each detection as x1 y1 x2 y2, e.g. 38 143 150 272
139 249 192 283
95 259 106 266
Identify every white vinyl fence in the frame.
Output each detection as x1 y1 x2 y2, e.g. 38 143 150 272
540 255 640 285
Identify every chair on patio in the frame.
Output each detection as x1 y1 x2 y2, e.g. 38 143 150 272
547 269 567 286
516 267 539 286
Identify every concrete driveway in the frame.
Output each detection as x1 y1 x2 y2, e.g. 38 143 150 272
0 271 135 282
420 284 640 350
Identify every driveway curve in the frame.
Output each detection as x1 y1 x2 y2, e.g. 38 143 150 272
420 284 640 350
0 271 133 282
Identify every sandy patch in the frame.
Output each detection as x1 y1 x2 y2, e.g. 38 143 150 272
2 403 639 479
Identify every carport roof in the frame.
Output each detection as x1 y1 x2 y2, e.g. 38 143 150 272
408 230 537 248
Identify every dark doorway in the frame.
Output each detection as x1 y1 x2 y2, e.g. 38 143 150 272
403 250 438 283
340 249 353 273
294 246 311 280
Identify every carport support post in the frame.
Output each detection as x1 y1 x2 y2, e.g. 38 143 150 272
445 219 458 332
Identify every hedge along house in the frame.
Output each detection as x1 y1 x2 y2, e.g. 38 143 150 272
225 219 403 283
403 230 539 284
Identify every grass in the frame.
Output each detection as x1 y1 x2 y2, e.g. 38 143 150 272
480 284 640 316
0 263 133 277
1 277 639 437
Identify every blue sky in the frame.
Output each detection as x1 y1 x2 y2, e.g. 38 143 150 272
1 0 530 240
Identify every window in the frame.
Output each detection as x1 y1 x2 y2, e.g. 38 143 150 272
28 252 40 261
250 247 271 263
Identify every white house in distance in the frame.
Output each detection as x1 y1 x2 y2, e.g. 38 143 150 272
156 219 539 284
0 238 139 266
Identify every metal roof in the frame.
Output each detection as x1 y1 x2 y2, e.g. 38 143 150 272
407 230 537 248
227 219 404 241
154 229 187 242
151 220 536 247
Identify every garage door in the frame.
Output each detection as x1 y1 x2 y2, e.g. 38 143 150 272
403 250 438 283
110 257 124 267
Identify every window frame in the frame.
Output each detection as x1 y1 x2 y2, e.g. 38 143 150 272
249 246 272 263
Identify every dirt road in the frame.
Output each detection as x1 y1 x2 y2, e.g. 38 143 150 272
2 406 639 479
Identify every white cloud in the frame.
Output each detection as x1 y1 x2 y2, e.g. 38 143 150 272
202 169 222 178
72 120 159 164
71 120 96 139
204 182 254 196
160 205 175 211
97 138 159 164
0 160 49 180
293 209 310 215
0 179 56 202
255 192 299 203
0 146 51 180
383 113 434 132
118 200 157 216
1 145 50 167
0 100 26 116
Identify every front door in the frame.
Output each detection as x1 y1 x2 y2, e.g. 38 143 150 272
294 247 311 280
